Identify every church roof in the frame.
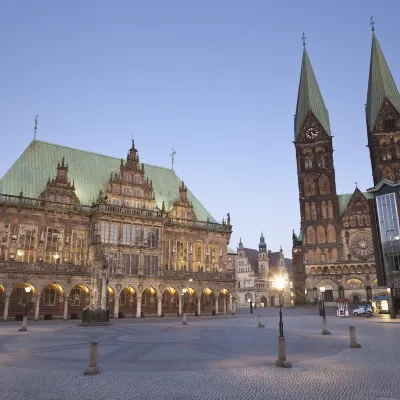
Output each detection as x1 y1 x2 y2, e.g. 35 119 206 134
338 191 373 216
294 47 331 140
227 246 237 255
243 247 259 273
0 140 217 223
366 32 400 133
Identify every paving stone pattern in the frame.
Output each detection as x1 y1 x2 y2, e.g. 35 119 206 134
0 308 399 400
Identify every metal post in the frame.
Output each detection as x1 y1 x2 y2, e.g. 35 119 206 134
279 292 284 338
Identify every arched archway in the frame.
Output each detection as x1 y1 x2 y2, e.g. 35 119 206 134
352 294 360 304
0 285 5 320
40 283 64 320
67 284 90 319
201 288 215 314
183 287 197 314
218 289 230 315
260 296 267 308
162 287 178 315
119 286 137 318
9 283 36 320
141 287 157 315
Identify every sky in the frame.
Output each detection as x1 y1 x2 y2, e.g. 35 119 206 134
1 1 400 256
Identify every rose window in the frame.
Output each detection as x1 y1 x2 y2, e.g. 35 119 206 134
349 232 374 260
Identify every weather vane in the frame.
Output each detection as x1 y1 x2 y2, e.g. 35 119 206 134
301 32 307 47
171 148 176 171
370 16 375 32
34 115 38 140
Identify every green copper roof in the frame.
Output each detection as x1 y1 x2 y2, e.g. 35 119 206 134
294 47 331 140
366 32 400 132
0 140 217 223
338 191 373 216
227 246 237 255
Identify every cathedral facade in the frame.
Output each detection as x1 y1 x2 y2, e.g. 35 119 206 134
291 31 398 305
0 140 236 321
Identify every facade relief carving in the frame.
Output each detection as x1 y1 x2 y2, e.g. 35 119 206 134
317 225 326 244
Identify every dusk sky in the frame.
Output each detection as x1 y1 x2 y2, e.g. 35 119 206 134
1 1 400 255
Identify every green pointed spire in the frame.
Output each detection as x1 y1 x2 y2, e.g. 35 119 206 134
259 231 266 252
294 46 331 140
366 32 400 132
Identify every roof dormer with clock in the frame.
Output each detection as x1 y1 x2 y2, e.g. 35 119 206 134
294 44 341 267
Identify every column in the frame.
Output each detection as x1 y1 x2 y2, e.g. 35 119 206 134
136 298 142 318
114 297 119 319
215 296 219 315
229 296 233 313
178 296 182 316
34 298 40 321
197 297 201 316
63 297 68 321
157 297 162 317
3 296 10 321
224 296 227 315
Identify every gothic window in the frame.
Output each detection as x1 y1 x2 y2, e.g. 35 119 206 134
384 118 396 131
123 172 132 182
44 288 56 306
382 166 395 181
321 201 327 219
71 230 87 266
327 224 336 243
17 225 37 262
319 174 330 194
317 225 326 244
311 202 317 220
177 241 187 268
305 203 311 220
105 252 118 274
357 216 364 227
306 226 316 244
327 201 334 219
304 157 313 169
45 228 63 264
304 175 316 196
307 249 314 262
315 248 322 262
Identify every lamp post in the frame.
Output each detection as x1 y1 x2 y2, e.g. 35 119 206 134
275 275 291 368
182 288 187 325
18 286 31 332
319 286 331 335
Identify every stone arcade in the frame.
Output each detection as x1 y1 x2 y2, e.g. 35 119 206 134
0 140 236 321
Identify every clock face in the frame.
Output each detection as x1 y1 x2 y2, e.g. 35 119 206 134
306 127 319 140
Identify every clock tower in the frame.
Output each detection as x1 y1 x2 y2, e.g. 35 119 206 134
294 44 341 267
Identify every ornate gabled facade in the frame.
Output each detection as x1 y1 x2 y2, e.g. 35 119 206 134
293 42 383 305
0 139 236 321
233 235 292 308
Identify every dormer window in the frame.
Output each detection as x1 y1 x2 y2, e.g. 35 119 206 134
134 175 141 184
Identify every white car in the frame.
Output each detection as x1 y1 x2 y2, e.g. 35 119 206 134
353 305 372 316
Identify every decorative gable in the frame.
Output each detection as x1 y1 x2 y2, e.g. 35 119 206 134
40 157 79 204
341 188 370 229
170 181 196 220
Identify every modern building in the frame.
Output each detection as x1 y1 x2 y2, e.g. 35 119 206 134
291 31 389 305
233 235 292 308
0 139 236 320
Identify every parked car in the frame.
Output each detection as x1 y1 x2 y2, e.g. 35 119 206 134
353 305 372 316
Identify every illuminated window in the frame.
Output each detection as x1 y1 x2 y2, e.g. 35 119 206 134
71 230 87 265
69 288 81 306
105 252 118 274
45 228 63 264
121 254 139 275
17 225 37 262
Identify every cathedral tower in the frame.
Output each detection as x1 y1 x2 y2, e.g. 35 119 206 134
294 44 341 266
366 29 400 184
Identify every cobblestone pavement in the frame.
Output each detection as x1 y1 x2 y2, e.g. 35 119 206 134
1 309 399 400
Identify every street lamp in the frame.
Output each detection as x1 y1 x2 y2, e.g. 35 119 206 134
319 286 331 335
18 286 31 332
182 288 187 325
275 275 291 368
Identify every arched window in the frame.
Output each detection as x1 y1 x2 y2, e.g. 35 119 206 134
319 174 330 194
305 202 311 220
306 226 316 244
311 202 317 220
327 200 334 219
304 175 316 196
327 225 336 243
317 225 326 244
321 201 327 219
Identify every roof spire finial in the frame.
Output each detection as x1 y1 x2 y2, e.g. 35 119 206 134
301 32 306 47
370 16 375 32
171 148 176 171
355 181 358 188
33 115 38 141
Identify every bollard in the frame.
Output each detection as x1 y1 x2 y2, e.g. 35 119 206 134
349 326 361 348
18 316 28 332
182 313 188 326
276 337 292 368
258 314 265 328
322 318 331 335
84 341 100 375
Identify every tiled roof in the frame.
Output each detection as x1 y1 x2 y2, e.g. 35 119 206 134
294 47 331 140
366 33 400 133
338 191 373 217
243 247 259 273
0 140 217 223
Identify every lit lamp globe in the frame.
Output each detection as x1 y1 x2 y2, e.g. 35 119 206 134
275 276 285 292
182 288 187 294
25 286 31 294
320 286 326 294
